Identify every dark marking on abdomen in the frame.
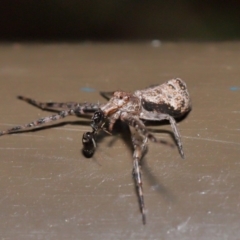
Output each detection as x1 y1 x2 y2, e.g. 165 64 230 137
141 99 182 117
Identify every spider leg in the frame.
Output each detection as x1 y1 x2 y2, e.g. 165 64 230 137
0 107 85 136
140 110 184 158
120 112 173 147
107 111 121 131
130 126 148 224
18 96 101 113
100 91 114 101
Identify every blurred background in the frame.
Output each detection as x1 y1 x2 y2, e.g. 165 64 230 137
1 0 240 41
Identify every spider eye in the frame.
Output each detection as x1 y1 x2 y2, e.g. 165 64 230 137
118 95 129 101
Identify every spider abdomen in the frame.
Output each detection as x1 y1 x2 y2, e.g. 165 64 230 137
134 78 191 117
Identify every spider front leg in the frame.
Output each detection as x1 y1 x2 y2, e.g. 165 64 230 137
0 107 85 136
18 96 80 111
130 126 148 224
18 96 101 113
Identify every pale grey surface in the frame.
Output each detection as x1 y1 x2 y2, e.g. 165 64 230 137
0 42 240 240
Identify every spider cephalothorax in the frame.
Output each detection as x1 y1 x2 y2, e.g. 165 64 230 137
0 78 191 224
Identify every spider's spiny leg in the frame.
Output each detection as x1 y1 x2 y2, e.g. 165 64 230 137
133 157 146 224
167 116 184 158
18 96 78 110
108 112 121 132
121 113 174 147
140 111 184 159
0 108 80 136
100 91 114 101
18 96 100 112
130 127 148 224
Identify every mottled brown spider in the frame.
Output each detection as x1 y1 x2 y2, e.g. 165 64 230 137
0 78 191 224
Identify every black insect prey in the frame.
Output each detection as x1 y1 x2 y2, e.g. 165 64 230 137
0 78 191 224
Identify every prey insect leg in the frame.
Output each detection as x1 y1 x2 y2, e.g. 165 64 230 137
0 108 82 136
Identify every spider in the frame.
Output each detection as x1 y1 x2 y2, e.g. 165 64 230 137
0 78 191 224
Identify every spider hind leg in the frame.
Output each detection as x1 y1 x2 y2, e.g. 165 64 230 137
140 111 185 158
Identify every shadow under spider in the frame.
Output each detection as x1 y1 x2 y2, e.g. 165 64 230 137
141 158 176 203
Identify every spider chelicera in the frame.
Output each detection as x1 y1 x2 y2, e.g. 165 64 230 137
0 78 191 224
